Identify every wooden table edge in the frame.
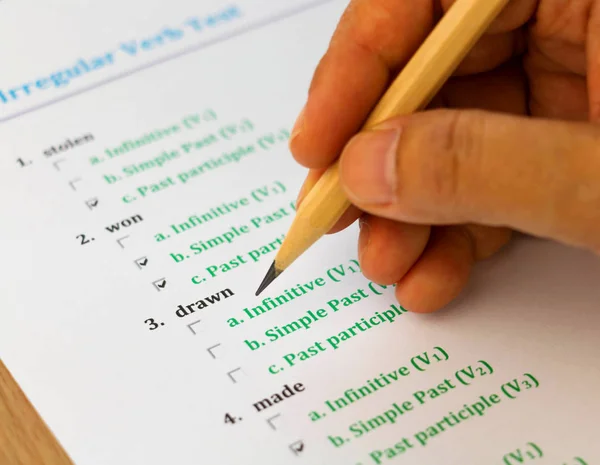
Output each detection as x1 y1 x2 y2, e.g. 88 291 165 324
0 360 74 465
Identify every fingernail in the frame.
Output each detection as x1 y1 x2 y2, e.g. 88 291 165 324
289 105 306 146
340 128 401 204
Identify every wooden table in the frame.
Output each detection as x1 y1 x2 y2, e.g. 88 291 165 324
0 360 73 465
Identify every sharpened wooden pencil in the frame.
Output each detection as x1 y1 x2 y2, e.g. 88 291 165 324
256 0 511 296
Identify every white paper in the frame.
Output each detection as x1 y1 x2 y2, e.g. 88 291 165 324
1 1 599 464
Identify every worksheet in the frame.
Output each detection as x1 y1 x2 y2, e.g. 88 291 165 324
1 1 599 464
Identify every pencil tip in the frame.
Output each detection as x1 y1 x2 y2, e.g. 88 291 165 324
255 261 281 296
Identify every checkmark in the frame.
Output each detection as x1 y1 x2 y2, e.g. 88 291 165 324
152 278 167 291
135 257 149 269
86 198 99 209
290 441 304 455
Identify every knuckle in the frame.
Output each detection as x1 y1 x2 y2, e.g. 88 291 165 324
349 2 398 59
410 110 484 210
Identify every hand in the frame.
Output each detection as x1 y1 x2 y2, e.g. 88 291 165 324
289 0 600 313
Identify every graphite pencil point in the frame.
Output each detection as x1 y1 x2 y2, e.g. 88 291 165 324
255 261 281 296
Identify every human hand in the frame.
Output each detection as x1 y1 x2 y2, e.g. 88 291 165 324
289 0 600 313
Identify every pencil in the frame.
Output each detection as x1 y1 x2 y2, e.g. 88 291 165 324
256 0 511 296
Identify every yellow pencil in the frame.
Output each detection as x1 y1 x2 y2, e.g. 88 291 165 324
256 0 510 296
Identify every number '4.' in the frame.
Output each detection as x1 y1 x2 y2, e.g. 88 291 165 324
224 413 237 425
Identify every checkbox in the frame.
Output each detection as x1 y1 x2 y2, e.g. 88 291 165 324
116 235 130 249
267 413 282 430
53 159 67 171
135 256 149 269
289 440 304 455
85 197 99 209
206 343 222 358
187 319 202 335
69 178 82 191
152 278 167 291
227 367 245 384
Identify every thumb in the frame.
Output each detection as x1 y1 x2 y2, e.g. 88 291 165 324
339 109 600 253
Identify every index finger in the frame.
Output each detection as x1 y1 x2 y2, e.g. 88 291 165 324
289 0 436 169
